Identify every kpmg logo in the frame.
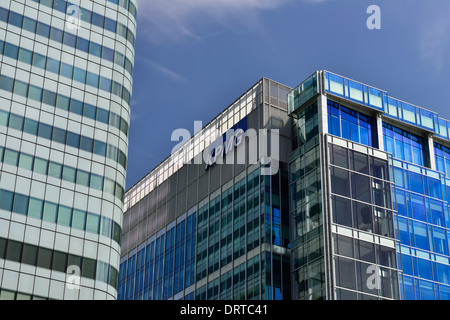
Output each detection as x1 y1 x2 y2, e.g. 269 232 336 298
171 117 279 175
205 128 245 170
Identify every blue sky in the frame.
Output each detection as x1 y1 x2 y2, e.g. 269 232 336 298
126 0 450 190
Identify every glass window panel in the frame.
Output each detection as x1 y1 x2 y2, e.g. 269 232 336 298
4 149 19 166
60 63 73 79
33 157 48 175
42 90 56 106
4 43 18 60
90 174 103 190
80 136 93 153
0 75 14 92
36 22 50 38
28 85 42 101
56 94 70 111
22 16 36 32
66 132 80 149
76 170 89 187
32 52 46 69
28 198 43 220
57 205 72 227
52 127 66 144
86 213 100 234
349 81 363 102
69 99 83 115
12 193 29 215
351 173 371 203
72 209 86 231
83 103 96 120
86 72 99 88
48 161 62 179
76 37 89 52
22 244 38 266
42 202 57 223
38 122 52 140
402 103 416 124
50 27 63 43
89 42 102 57
6 241 22 262
388 98 398 118
73 67 86 83
96 108 109 124
331 167 350 197
9 113 24 131
354 201 373 233
332 196 352 228
93 140 106 157
329 74 344 96
37 247 52 269
368 88 383 110
13 80 28 97
420 110 434 130
62 166 76 183
52 251 67 273
18 47 32 65
18 153 33 171
330 144 348 168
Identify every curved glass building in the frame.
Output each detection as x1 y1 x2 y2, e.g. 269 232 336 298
0 0 137 300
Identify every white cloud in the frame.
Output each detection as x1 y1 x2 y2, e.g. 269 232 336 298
137 0 293 42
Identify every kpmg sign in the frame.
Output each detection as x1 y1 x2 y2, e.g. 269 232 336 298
171 116 280 176
205 127 245 170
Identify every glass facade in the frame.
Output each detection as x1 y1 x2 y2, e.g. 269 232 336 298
119 167 292 300
0 0 137 300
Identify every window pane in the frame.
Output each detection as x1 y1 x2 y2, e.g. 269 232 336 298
57 205 72 227
42 202 57 223
86 213 100 234
0 189 14 211
76 170 89 187
37 247 52 269
4 149 19 166
48 162 62 179
33 158 48 175
13 193 29 215
28 198 43 220
18 153 33 171
62 166 76 183
72 209 86 230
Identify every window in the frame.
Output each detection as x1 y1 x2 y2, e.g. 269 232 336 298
0 189 14 211
18 153 33 171
38 122 52 140
72 209 86 230
36 22 50 38
62 166 76 183
42 202 57 223
28 198 43 220
48 162 62 179
57 206 72 227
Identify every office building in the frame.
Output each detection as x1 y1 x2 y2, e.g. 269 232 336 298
119 70 450 300
0 0 137 300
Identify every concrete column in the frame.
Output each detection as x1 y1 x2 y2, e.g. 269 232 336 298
428 133 436 170
317 93 328 135
376 113 384 151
